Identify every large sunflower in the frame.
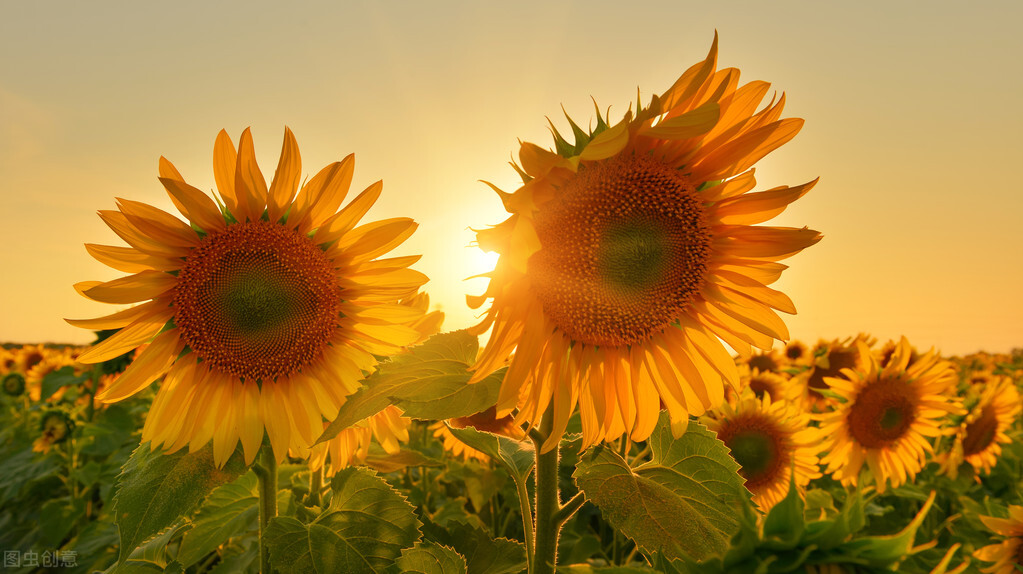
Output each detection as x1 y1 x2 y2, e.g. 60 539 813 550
69 128 428 466
469 35 821 450
817 338 962 492
977 506 1023 574
938 375 1021 478
703 389 822 512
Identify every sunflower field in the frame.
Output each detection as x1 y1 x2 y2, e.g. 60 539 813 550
2 38 1022 574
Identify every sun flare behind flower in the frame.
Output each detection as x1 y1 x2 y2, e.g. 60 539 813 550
469 34 821 451
69 128 428 466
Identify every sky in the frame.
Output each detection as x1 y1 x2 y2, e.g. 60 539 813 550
1 0 1021 356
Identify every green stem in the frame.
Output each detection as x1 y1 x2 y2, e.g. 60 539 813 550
307 465 323 508
531 408 560 574
86 365 101 423
255 446 278 574
516 477 535 572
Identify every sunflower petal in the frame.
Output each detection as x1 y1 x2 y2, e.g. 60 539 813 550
159 177 227 233
77 304 175 363
268 127 302 223
96 330 181 403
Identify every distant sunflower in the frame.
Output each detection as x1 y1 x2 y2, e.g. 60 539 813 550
784 340 809 365
977 506 1023 574
469 34 821 451
938 375 1021 478
817 338 962 492
794 335 871 412
69 128 427 466
744 366 788 402
703 390 822 511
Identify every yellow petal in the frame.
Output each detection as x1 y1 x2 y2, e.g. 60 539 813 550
66 301 159 330
99 210 191 259
268 127 302 223
293 156 356 233
233 128 268 222
116 198 198 248
712 178 818 225
645 102 720 140
690 118 804 183
579 118 630 161
159 177 227 234
80 270 177 304
336 217 418 263
85 243 180 273
76 303 174 363
213 129 239 217
313 181 381 245
95 329 181 402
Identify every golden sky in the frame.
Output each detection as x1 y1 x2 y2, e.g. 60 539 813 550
1 1 1021 356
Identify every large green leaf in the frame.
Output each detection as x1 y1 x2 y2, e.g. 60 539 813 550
394 541 467 574
445 424 534 484
175 472 260 568
111 443 247 563
317 331 503 444
422 519 527 574
264 467 421 574
573 415 750 562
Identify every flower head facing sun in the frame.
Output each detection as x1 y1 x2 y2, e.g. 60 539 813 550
977 506 1023 574
69 128 428 466
703 390 822 512
469 34 821 451
817 337 962 492
938 374 1021 478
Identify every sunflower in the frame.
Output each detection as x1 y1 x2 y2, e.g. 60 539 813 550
783 340 809 366
69 128 428 466
817 338 962 492
468 35 821 451
977 506 1023 574
937 375 1021 478
793 335 872 412
703 389 822 512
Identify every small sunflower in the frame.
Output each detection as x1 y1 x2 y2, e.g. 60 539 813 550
469 34 821 451
33 409 75 453
69 128 428 466
938 375 1021 478
783 340 809 366
2 372 26 397
703 389 822 512
793 335 871 412
977 506 1023 574
744 366 789 402
817 338 962 492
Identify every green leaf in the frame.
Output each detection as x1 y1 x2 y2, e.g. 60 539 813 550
394 541 467 574
264 467 421 574
445 424 534 484
422 519 527 574
111 442 248 563
761 474 804 549
843 491 936 564
364 448 445 474
573 414 750 562
317 331 504 444
41 365 89 400
175 471 260 568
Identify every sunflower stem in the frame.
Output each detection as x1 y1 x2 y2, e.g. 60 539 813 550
531 407 560 574
255 446 278 574
516 476 535 572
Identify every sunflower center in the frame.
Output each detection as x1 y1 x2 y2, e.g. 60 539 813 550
527 154 711 347
717 414 787 488
847 378 917 448
961 404 998 457
174 220 341 382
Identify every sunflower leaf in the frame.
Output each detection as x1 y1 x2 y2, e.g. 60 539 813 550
40 365 89 401
174 471 260 569
317 331 503 444
112 442 248 564
421 518 527 574
265 467 421 574
392 541 467 574
444 424 534 485
573 415 752 562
